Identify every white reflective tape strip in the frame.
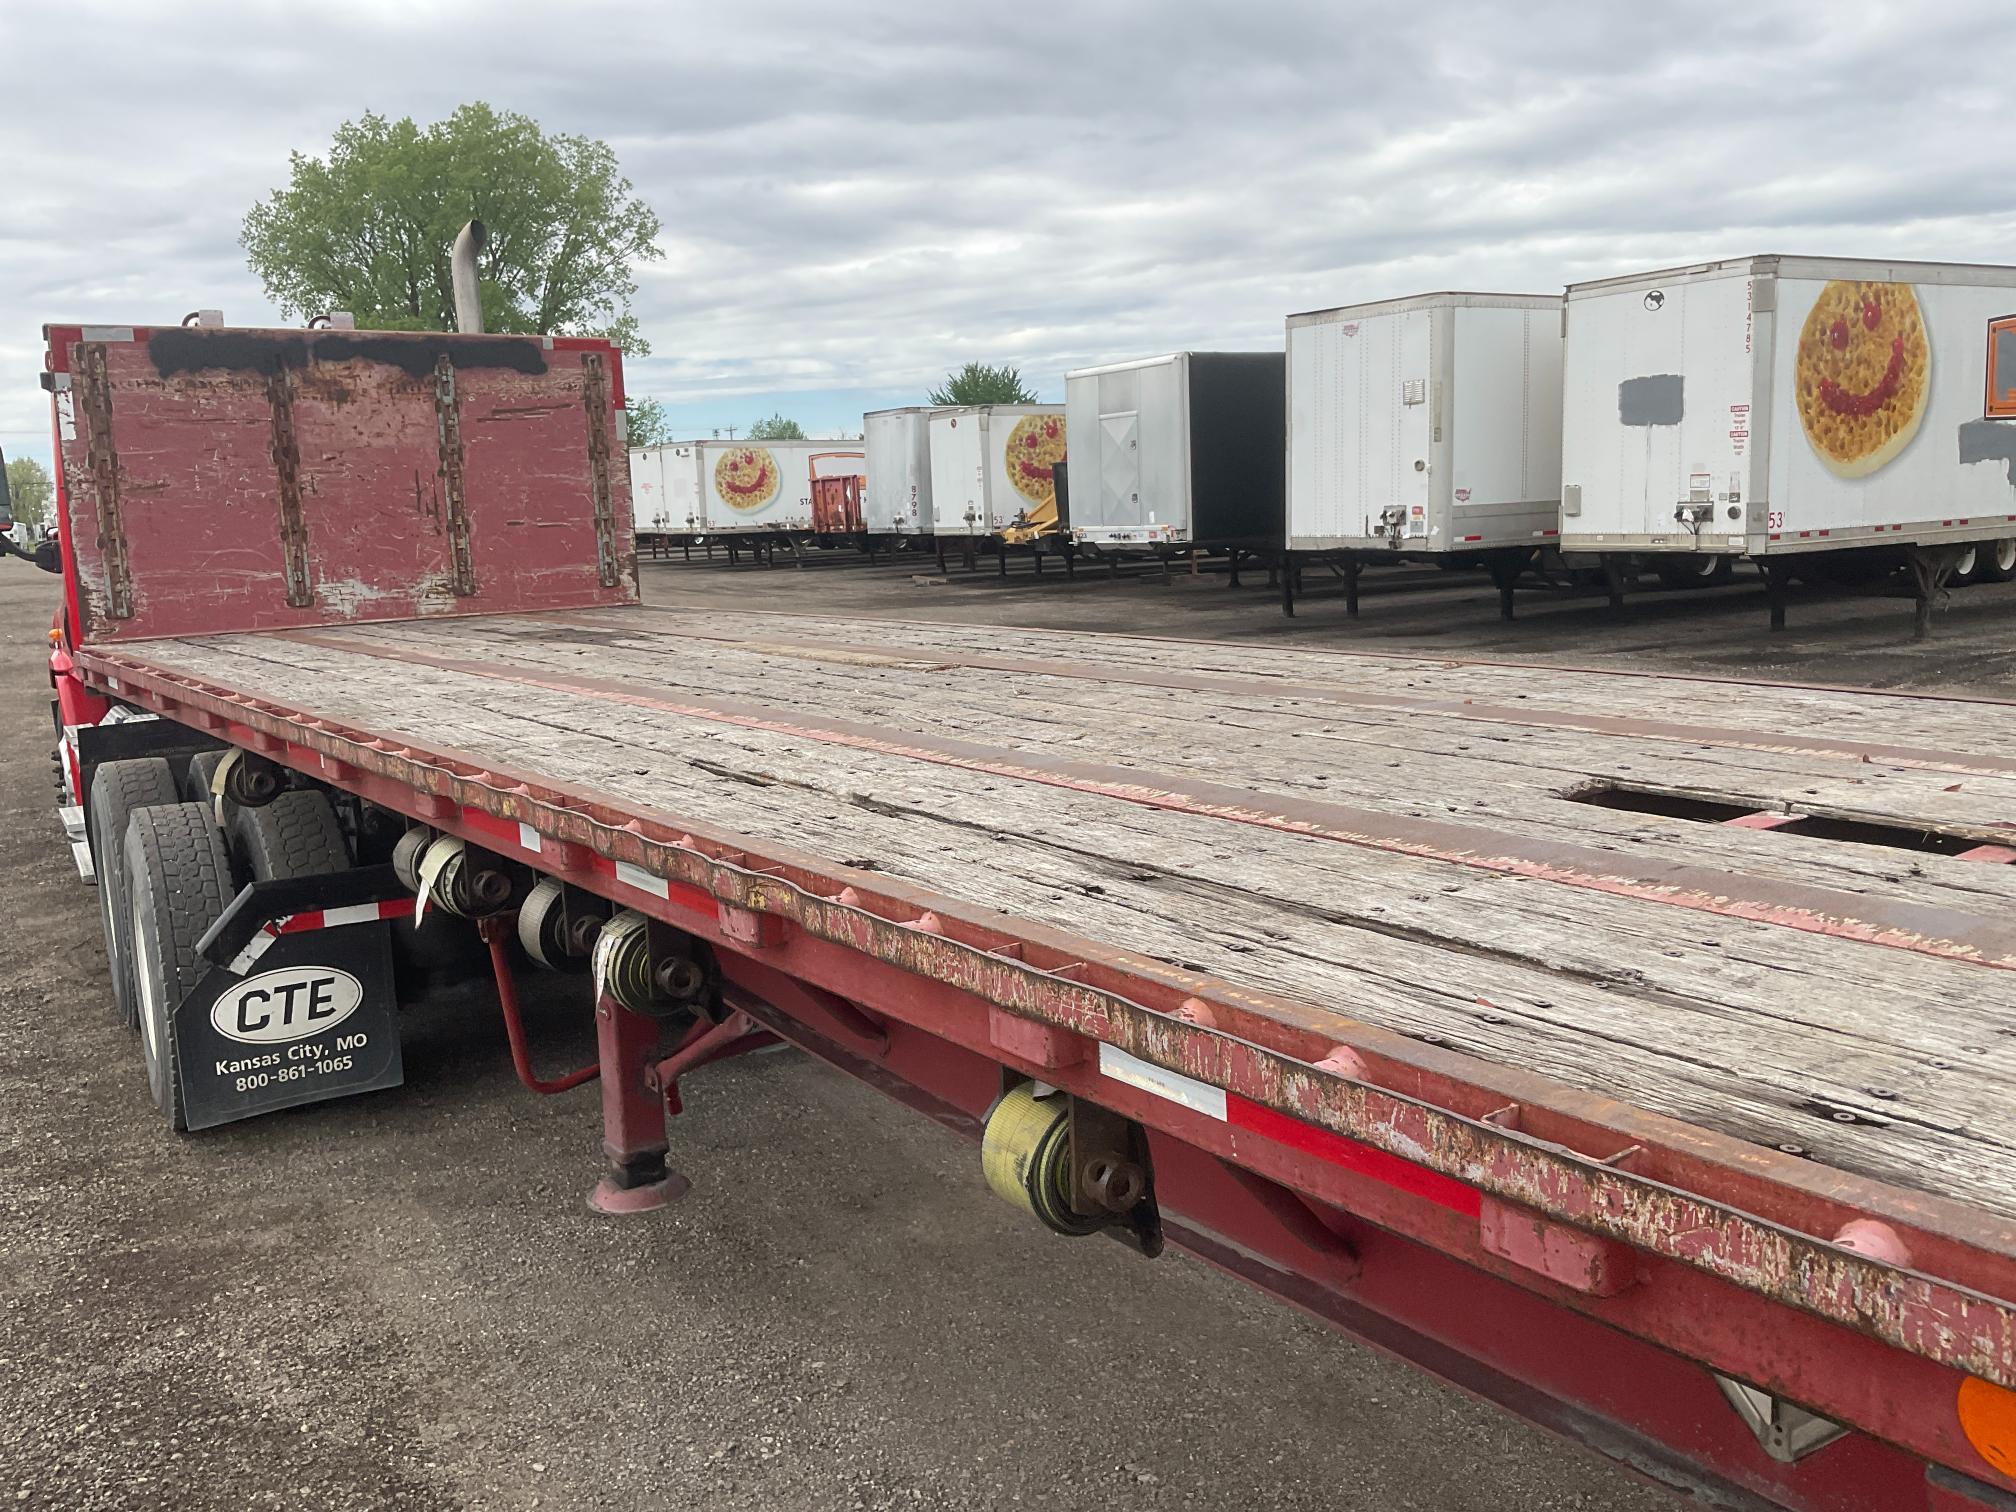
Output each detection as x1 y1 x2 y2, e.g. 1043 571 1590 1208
1097 1043 1228 1122
518 823 542 853
319 902 386 929
81 326 135 343
227 923 286 975
415 836 459 925
614 859 669 898
209 748 237 826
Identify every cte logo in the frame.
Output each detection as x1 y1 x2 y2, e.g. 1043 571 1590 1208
210 966 363 1044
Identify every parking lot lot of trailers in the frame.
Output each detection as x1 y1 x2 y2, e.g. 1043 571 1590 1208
631 438 866 551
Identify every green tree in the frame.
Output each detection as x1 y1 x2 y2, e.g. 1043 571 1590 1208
928 362 1038 405
242 103 662 352
5 456 52 529
626 395 672 448
747 413 806 440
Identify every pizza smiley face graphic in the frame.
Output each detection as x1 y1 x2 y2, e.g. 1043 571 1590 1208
1794 280 1931 478
1005 413 1067 509
714 446 782 512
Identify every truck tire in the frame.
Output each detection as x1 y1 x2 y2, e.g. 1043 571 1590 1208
228 789 350 880
1653 554 1735 589
180 748 229 806
1982 539 2016 585
88 756 182 1031
125 803 237 1131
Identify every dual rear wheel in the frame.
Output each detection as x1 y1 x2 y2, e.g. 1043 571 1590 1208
1953 538 2016 587
1651 554 1737 590
89 753 351 1130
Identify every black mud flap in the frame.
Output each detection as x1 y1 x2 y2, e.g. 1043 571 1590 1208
177 867 410 1130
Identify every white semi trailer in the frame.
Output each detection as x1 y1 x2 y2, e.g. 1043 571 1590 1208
1063 352 1285 561
863 407 939 543
927 405 1067 572
629 444 704 544
1283 292 1564 619
1559 254 2016 633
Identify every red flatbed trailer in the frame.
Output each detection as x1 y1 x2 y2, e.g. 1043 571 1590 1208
36 318 2016 1512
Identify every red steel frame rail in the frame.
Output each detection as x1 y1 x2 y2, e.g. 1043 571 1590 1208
72 642 2016 1509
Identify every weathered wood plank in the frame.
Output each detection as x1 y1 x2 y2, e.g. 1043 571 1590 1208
115 615 2016 1221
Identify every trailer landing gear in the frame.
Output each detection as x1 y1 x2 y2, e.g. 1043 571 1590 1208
1907 544 1966 642
1486 548 1530 622
492 899 746 1215
1763 559 1796 632
588 990 686 1214
1601 554 1633 613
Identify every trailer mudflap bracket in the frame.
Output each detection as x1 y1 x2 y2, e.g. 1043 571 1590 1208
178 868 411 1130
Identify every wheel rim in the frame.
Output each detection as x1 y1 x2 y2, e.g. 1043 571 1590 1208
97 855 123 997
1958 546 1979 577
133 892 162 1080
1999 540 2016 573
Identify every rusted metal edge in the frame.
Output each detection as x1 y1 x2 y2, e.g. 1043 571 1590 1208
266 369 313 609
76 343 133 621
635 602 2016 712
562 613 2016 781
432 353 476 597
579 352 620 590
278 629 2016 972
75 644 2016 1388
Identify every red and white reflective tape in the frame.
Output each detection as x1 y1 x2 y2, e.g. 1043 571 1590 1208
228 897 417 973
62 727 83 802
1096 1043 1481 1217
462 807 547 857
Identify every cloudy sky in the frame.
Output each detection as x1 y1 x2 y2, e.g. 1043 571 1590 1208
4 0 2013 468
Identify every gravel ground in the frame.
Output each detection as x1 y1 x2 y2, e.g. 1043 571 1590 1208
5 552 2014 1511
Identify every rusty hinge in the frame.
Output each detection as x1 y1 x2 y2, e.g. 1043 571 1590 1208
580 352 620 588
77 344 134 620
433 354 477 596
266 369 314 609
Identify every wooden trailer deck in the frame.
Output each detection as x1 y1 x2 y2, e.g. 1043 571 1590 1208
90 605 2016 1226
